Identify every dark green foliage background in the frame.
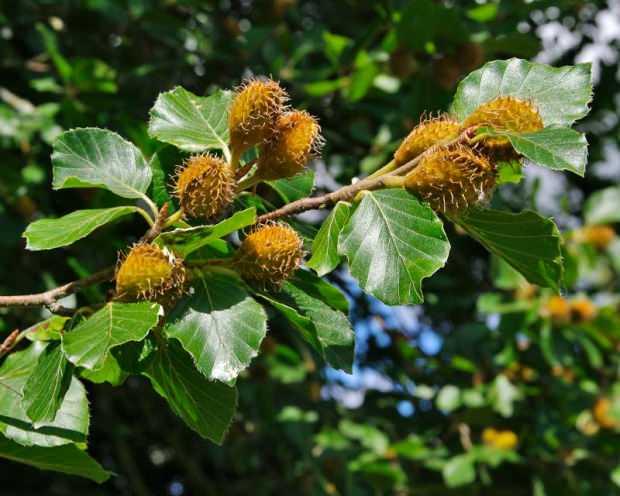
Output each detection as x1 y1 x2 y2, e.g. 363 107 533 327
1 1 619 494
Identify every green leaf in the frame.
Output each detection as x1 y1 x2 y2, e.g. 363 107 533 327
266 170 315 203
149 151 176 209
307 201 352 276
23 206 140 251
22 343 72 426
443 454 476 488
256 292 322 349
62 302 161 371
148 87 232 156
496 161 523 185
338 189 450 305
52 128 152 199
489 127 588 177
0 435 110 483
143 340 237 444
165 271 267 383
584 186 620 225
291 269 349 314
80 352 128 386
451 58 592 126
155 208 256 257
457 208 563 291
257 273 353 372
611 465 620 487
0 343 89 447
489 374 521 417
283 280 354 372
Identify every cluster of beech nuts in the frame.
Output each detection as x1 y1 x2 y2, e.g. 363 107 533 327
397 96 543 213
113 77 547 306
115 78 318 304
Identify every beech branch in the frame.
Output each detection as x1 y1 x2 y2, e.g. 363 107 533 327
0 267 115 310
0 203 171 311
256 128 474 223
0 130 474 312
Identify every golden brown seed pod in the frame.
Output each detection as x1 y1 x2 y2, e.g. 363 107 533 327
256 110 323 180
404 145 496 213
174 153 236 221
570 298 597 323
482 428 518 450
394 114 460 166
228 78 289 161
234 223 303 286
573 225 616 249
462 96 544 149
542 295 571 324
115 244 186 305
593 397 620 429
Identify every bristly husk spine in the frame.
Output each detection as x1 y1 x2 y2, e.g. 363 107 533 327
174 153 236 221
256 110 324 180
115 244 186 306
394 113 460 166
404 144 496 214
233 222 303 287
462 96 544 150
228 77 289 166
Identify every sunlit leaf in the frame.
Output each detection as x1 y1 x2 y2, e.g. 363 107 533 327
62 302 161 371
148 87 232 156
52 128 152 199
165 271 267 383
23 207 140 251
338 189 450 305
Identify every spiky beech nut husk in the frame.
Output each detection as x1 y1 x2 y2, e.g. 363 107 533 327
394 114 460 166
403 145 496 213
228 78 289 159
256 110 323 180
462 96 544 149
115 244 186 305
234 223 303 286
174 154 235 221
